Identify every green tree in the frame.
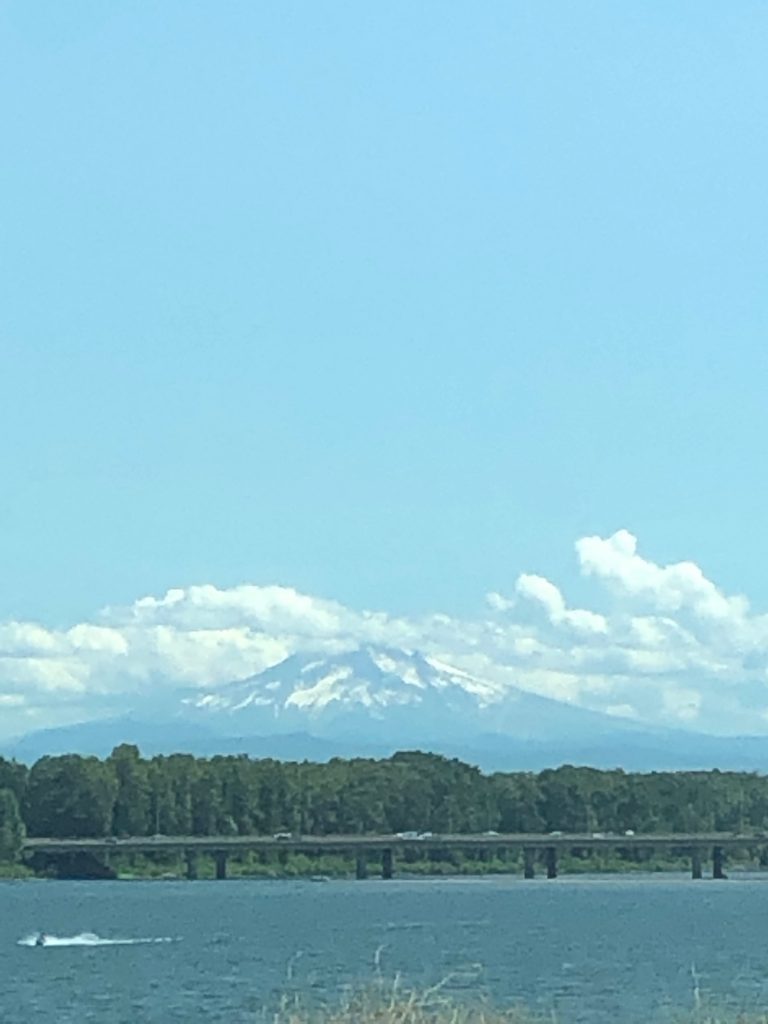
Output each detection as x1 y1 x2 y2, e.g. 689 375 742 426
109 744 151 836
15 744 768 857
154 755 196 834
0 788 25 861
24 756 118 838
0 757 28 805
494 774 544 832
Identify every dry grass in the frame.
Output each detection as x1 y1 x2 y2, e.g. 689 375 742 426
265 976 543 1024
258 974 768 1024
267 998 768 1024
676 1017 768 1024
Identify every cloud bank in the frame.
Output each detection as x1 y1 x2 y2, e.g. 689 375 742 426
2 530 768 739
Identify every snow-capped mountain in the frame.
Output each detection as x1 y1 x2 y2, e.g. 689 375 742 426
180 645 639 744
9 644 768 770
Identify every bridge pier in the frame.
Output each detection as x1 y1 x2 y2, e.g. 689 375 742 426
382 848 394 880
523 847 535 879
545 846 558 879
215 852 228 880
184 852 198 881
355 854 368 880
713 846 727 879
691 849 702 880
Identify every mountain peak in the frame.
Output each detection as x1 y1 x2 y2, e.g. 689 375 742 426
180 644 616 745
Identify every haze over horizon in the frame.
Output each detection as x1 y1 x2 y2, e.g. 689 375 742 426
2 4 768 745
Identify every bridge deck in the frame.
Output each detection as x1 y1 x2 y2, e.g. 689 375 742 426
23 832 767 855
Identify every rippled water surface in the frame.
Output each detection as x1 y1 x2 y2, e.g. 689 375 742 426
3 875 768 1023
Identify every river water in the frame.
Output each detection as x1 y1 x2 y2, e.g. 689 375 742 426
3 874 768 1023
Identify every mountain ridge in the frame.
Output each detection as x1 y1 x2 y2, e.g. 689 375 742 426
180 645 647 743
6 713 768 773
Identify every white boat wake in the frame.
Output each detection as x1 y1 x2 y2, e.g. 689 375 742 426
18 932 176 948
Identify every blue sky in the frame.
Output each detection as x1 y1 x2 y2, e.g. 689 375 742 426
2 1 768 637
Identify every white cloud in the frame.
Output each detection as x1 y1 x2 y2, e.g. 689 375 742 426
576 529 749 622
0 657 88 693
516 574 566 617
66 625 128 654
127 584 348 637
604 703 638 719
4 530 768 740
138 626 291 685
486 592 513 613
0 622 62 656
514 573 608 634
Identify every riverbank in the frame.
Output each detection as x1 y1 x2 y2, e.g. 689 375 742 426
10 843 768 884
0 862 33 879
4 847 768 880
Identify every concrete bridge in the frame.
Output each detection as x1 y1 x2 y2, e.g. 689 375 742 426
22 832 767 880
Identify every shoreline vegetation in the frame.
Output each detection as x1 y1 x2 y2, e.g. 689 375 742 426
266 986 551 1024
5 746 768 879
267 1001 768 1024
255 983 768 1024
3 850 768 881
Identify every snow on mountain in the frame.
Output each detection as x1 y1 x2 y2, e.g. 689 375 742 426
180 645 640 744
10 645 768 770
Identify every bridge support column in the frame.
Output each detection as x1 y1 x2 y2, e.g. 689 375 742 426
215 852 228 880
355 854 368 880
545 846 558 879
691 849 702 880
713 846 727 879
185 852 198 881
523 847 535 879
382 848 394 880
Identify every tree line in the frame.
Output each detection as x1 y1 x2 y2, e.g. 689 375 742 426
2 745 768 861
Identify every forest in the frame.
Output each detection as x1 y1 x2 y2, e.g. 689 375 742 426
2 746 768 869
